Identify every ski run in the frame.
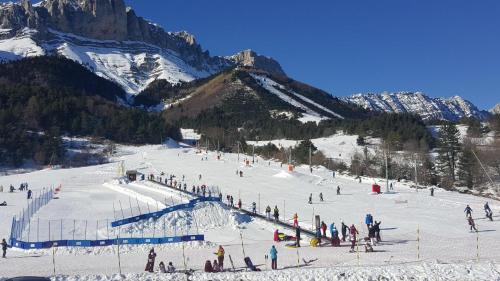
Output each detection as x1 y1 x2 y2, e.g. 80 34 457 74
0 140 500 280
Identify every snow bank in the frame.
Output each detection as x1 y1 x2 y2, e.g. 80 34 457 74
42 261 500 281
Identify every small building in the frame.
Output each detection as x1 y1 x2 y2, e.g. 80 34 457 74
126 170 138 182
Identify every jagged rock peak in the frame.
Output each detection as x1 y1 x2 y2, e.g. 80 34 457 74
229 49 286 76
490 103 500 115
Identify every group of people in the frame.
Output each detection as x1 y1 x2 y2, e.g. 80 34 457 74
465 203 494 232
144 248 175 273
265 205 280 221
204 245 225 272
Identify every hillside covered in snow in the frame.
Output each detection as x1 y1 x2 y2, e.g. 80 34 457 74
344 92 490 122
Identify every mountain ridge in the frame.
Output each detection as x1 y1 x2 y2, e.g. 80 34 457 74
343 92 490 121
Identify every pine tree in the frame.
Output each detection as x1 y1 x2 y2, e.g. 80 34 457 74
436 123 461 187
457 141 477 189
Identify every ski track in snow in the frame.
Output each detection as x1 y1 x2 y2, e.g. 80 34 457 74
0 143 499 279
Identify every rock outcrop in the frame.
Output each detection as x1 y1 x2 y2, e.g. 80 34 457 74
229 49 286 76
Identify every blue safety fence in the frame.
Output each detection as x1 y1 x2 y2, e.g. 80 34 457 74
111 196 221 227
10 234 204 250
10 188 54 244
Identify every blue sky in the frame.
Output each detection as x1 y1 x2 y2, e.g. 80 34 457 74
122 0 499 109
7 1 498 109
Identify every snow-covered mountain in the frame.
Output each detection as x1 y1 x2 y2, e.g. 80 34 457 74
490 103 500 115
343 92 490 121
0 0 283 97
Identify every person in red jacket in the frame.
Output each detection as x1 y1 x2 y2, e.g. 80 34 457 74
321 221 327 237
349 224 359 251
274 229 280 242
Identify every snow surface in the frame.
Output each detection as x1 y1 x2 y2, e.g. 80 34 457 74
250 74 343 123
0 143 499 279
0 29 226 97
248 133 380 164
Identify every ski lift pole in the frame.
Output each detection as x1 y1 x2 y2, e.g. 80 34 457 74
239 231 246 258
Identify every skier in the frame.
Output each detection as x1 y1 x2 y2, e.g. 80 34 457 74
321 221 327 237
468 216 478 232
308 193 312 204
484 202 493 221
237 199 242 209
373 221 382 242
293 213 298 227
365 214 373 230
239 171 243 177
464 205 473 217
199 174 202 180
215 245 225 270
269 245 278 270
230 196 234 207
2 238 8 258
349 224 359 252
368 225 376 246
319 193 324 202
9 185 14 193
336 186 340 195
27 189 32 200
389 182 393 190
273 206 280 221
430 187 435 196
252 202 257 214
265 205 272 220
341 221 348 242
144 248 157 272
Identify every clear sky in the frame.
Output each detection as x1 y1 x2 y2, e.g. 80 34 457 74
121 0 499 110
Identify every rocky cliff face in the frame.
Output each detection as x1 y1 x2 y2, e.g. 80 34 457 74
491 103 500 115
229 49 286 76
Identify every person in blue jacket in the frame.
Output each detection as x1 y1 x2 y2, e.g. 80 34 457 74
365 214 373 231
269 245 278 270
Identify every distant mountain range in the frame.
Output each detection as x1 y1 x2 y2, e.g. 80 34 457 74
343 92 491 121
0 0 493 122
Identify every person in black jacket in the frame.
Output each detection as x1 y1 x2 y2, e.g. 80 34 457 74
373 221 382 242
295 226 301 247
341 221 348 242
2 238 9 258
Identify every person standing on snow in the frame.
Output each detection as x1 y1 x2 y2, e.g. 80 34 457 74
2 238 9 258
484 202 493 221
269 245 278 270
308 194 313 204
27 189 32 200
365 214 373 231
349 224 359 251
321 221 327 237
468 216 478 232
144 248 157 272
337 186 340 195
237 199 242 209
266 206 272 220
215 245 225 270
273 206 280 221
252 202 257 214
293 213 299 227
295 226 301 247
464 205 473 218
373 221 382 242
341 221 348 242
319 193 324 202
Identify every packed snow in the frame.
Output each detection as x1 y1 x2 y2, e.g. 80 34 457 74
250 74 343 123
0 142 499 280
